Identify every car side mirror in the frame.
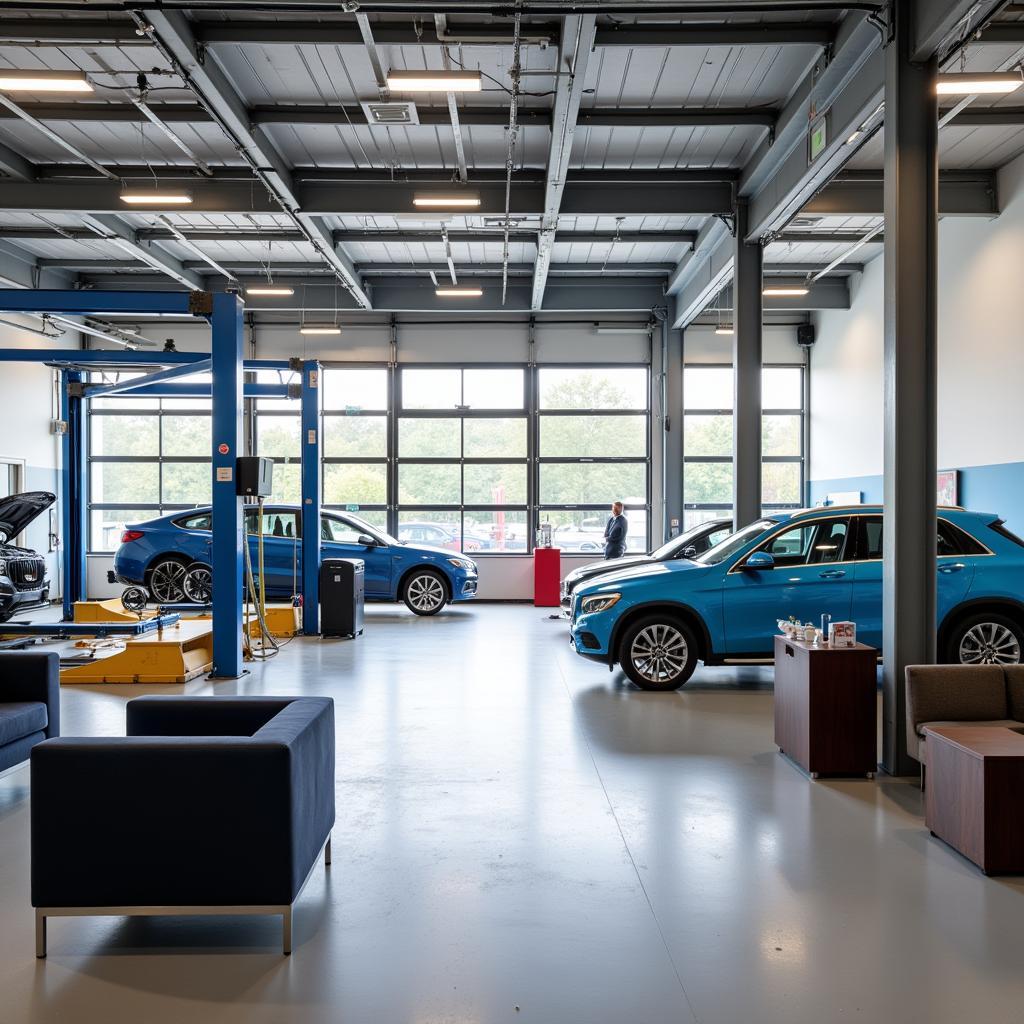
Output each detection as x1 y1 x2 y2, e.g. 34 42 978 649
744 551 775 571
682 545 697 558
357 534 377 547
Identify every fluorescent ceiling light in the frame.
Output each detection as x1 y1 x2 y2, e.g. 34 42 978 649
0 69 92 92
300 325 342 335
246 286 295 297
935 71 1023 95
413 193 481 208
387 70 482 92
763 286 810 297
120 190 193 206
715 326 734 335
593 325 651 335
846 129 862 145
436 287 483 297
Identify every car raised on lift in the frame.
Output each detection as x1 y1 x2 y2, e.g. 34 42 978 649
570 505 1024 690
0 491 54 623
111 505 478 616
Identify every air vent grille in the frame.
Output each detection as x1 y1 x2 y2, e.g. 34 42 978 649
361 101 420 126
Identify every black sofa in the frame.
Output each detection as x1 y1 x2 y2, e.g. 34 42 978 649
31 695 334 956
0 651 60 773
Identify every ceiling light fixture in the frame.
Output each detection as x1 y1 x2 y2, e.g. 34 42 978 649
387 70 482 92
299 325 343 335
935 71 1024 95
715 325 734 336
413 193 481 209
763 286 810 297
120 190 193 206
0 69 93 92
246 286 295 297
436 287 483 297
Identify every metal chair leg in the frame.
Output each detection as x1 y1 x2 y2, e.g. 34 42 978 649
35 911 46 959
325 835 332 867
282 906 292 956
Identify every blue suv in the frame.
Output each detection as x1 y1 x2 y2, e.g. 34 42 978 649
112 506 478 616
570 506 1024 690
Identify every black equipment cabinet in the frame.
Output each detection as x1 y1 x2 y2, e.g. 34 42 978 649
320 558 364 638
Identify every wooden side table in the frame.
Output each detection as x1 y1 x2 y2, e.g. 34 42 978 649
773 635 878 779
924 726 1024 875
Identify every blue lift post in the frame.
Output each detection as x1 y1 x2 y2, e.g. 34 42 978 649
300 360 321 635
59 369 87 620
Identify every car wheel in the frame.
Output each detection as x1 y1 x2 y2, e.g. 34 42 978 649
947 612 1024 666
146 557 189 604
618 615 699 691
182 563 213 604
402 570 449 616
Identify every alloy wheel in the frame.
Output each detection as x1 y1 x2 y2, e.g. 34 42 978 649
183 565 213 604
407 574 445 613
630 623 688 684
148 560 187 603
959 622 1022 665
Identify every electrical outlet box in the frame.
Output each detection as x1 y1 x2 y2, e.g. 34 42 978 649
50 419 68 435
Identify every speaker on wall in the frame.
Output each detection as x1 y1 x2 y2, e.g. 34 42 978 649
797 323 816 348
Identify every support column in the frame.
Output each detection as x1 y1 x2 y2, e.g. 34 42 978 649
881 5 939 776
210 292 244 679
60 369 86 620
733 198 763 528
300 360 321 636
663 323 683 540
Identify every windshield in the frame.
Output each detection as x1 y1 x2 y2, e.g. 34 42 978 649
694 519 775 566
344 513 398 547
650 522 722 561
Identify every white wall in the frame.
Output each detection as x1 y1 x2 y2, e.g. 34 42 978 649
684 324 804 364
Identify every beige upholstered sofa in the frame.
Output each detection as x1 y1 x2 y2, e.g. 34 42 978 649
905 664 1024 766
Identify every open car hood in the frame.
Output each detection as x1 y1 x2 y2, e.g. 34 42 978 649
0 491 56 543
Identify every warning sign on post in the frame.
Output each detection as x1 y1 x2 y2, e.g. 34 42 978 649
216 467 233 482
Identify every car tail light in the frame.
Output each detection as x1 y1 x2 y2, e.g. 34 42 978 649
121 530 144 543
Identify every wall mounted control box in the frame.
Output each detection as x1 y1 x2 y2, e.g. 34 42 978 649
236 457 274 498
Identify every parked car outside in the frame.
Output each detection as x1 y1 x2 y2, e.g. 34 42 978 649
112 506 478 616
0 491 54 622
560 518 732 613
397 521 482 552
570 505 1024 690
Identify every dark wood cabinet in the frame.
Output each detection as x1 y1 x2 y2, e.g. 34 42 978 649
773 635 878 778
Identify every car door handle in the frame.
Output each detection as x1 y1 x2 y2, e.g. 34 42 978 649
939 562 966 574
818 569 846 579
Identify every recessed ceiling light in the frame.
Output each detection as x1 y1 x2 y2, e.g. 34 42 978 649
120 190 193 206
246 286 295 297
413 193 481 208
0 69 93 92
299 325 342 335
436 287 483 297
763 286 810 297
387 70 482 92
935 71 1023 95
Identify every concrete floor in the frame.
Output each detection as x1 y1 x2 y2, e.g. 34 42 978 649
2 604 1024 1024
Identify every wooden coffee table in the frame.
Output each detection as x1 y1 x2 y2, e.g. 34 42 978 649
924 725 1024 874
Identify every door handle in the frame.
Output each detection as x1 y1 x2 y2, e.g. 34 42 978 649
938 562 966 574
819 569 846 579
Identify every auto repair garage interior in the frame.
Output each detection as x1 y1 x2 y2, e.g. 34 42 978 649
4 1 1024 1021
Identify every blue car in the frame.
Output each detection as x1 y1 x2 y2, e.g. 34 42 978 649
112 506 478 616
570 505 1024 690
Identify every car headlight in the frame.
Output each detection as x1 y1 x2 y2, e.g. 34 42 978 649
579 592 621 614
447 557 474 571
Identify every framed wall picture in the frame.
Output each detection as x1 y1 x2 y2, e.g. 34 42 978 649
937 470 959 507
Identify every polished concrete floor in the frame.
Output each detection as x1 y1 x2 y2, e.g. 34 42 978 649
2 604 1024 1024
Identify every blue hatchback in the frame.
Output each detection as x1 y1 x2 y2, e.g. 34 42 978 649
570 506 1024 690
112 506 478 616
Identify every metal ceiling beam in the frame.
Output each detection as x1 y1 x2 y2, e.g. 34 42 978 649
943 105 1024 127
804 170 998 217
333 228 697 246
532 14 598 311
912 0 1007 61
776 231 885 244
0 18 141 43
591 23 835 47
0 138 35 182
0 103 211 124
976 23 1024 44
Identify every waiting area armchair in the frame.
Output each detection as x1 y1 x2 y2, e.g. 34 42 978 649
0 651 59 773
31 695 334 956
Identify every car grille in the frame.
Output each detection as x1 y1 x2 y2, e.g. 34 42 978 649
7 556 46 590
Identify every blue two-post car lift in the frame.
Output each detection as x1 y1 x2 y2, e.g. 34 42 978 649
0 289 323 677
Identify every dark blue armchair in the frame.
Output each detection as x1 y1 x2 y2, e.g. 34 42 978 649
0 651 60 773
31 695 334 956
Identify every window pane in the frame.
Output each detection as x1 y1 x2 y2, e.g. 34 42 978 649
90 415 159 457
762 462 802 505
397 511 462 549
399 463 460 505
269 462 300 504
254 369 300 410
538 508 646 554
463 418 526 458
684 507 732 531
762 415 801 457
762 367 802 410
163 371 212 410
539 415 646 457
323 368 387 411
257 416 300 457
402 369 461 409
538 368 647 410
324 415 387 458
91 508 153 551
684 462 732 504
90 373 159 411
323 463 388 506
684 367 734 410
538 462 646 505
465 509 528 552
162 415 211 457
162 462 212 504
463 369 524 409
684 415 732 457
463 464 527 505
399 418 460 458
91 462 159 505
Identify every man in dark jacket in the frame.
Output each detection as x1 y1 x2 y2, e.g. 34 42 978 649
604 501 627 559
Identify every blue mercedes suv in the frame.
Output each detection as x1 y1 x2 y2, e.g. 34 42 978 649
112 506 478 615
570 506 1024 690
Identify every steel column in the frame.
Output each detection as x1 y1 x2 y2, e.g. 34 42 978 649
209 292 244 678
300 361 321 636
663 325 684 540
732 200 763 528
882 7 939 776
60 369 86 620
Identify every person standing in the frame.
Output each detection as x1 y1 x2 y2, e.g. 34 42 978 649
604 501 627 560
